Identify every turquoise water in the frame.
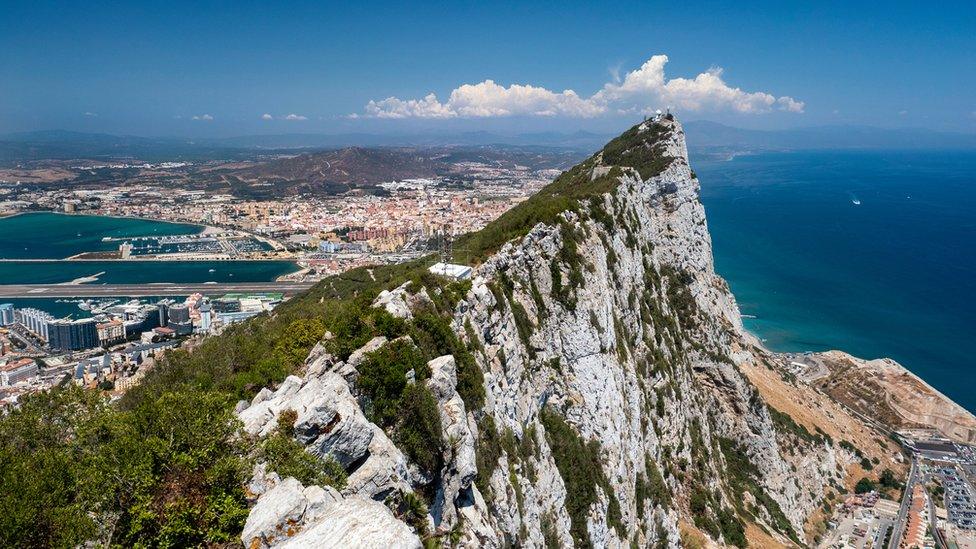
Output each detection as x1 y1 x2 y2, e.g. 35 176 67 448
0 212 298 284
0 260 298 284
0 212 202 259
695 149 976 413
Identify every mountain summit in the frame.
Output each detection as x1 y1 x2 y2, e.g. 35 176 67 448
232 116 902 547
1 117 911 548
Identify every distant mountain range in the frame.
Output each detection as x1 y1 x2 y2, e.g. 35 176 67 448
2 122 974 165
221 145 585 197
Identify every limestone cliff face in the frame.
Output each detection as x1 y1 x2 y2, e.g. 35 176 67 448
449 117 838 547
239 118 856 548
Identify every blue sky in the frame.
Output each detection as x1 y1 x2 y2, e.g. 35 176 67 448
1 0 974 137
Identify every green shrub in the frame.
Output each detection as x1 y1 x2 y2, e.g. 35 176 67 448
717 506 747 548
768 406 821 444
645 457 671 510
357 339 428 427
855 477 876 494
0 386 251 548
540 407 625 547
388 490 430 539
719 437 798 543
394 384 443 476
475 416 502 498
259 434 347 489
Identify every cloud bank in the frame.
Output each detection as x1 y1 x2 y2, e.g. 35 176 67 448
356 55 803 119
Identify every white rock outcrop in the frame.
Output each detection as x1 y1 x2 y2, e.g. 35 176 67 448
238 372 374 468
242 476 421 549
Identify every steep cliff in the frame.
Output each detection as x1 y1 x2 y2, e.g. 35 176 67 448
237 117 899 548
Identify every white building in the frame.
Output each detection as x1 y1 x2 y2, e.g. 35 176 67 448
428 262 473 281
0 358 39 386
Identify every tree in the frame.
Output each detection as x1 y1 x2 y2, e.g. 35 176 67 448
855 477 876 494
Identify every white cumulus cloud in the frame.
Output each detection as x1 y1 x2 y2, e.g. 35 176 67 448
356 54 803 119
192 114 214 121
261 113 274 120
284 113 307 121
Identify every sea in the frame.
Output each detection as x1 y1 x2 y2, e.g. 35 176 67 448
694 149 976 414
0 212 298 316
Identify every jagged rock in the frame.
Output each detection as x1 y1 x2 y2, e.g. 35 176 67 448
251 387 273 407
240 117 862 547
423 355 478 531
241 477 327 548
347 336 387 369
242 476 419 549
238 372 374 467
344 423 412 500
426 355 456 401
277 492 421 549
373 282 414 319
246 462 281 501
305 348 337 378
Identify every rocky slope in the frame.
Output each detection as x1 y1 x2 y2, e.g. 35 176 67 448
237 116 899 547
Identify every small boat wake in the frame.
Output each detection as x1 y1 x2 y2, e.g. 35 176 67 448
849 192 861 205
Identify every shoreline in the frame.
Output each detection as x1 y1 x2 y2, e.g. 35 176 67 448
1 210 296 265
741 316 976 418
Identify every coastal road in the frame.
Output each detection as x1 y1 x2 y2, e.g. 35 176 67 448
889 460 919 549
0 282 316 298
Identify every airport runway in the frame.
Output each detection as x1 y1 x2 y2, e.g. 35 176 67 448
0 282 316 298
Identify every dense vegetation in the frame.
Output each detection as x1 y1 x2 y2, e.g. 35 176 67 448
0 260 483 546
718 437 799 544
0 386 253 547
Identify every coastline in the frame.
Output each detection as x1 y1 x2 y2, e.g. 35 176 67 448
0 210 297 266
6 209 213 233
743 319 976 442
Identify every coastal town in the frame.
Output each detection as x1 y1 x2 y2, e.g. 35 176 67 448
819 432 976 549
0 292 283 403
0 157 563 280
0 152 561 404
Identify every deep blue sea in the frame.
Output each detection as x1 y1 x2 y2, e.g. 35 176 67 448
695 149 976 414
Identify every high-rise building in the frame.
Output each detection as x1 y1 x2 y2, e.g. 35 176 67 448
0 358 39 386
198 302 212 333
157 303 169 327
0 303 14 326
166 303 193 336
15 308 55 341
48 318 99 351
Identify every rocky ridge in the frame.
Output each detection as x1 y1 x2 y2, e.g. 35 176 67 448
236 116 898 547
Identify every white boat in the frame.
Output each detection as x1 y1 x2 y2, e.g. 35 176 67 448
852 198 861 205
